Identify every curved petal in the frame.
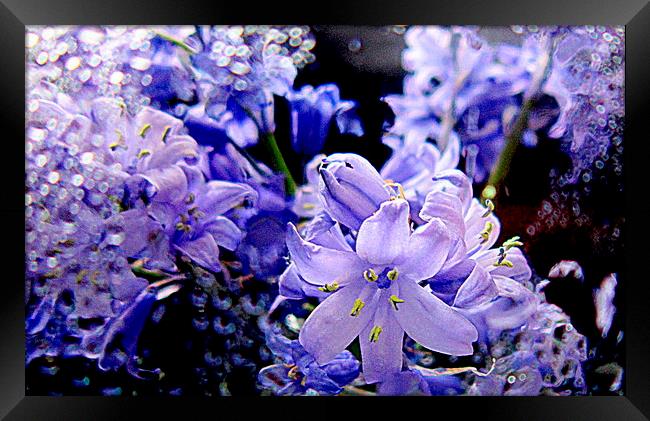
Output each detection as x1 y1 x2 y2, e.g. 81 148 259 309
197 180 258 216
286 223 364 286
145 136 199 170
139 165 188 205
474 247 531 282
357 199 410 265
452 261 498 308
419 190 465 239
175 233 222 273
204 216 242 251
489 248 532 282
464 199 501 252
299 282 375 364
394 281 477 356
397 217 452 281
360 298 404 384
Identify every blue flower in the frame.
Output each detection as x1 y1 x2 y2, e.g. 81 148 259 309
258 327 360 395
318 153 391 231
286 84 363 155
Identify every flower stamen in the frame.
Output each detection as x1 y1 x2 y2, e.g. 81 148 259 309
350 299 365 317
479 221 494 244
363 268 378 282
502 236 523 250
369 326 383 342
389 294 405 310
318 282 339 293
138 123 152 138
482 199 495 217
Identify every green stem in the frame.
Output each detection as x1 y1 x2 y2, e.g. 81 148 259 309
261 132 297 196
153 31 198 54
131 265 168 281
481 98 534 202
481 38 555 202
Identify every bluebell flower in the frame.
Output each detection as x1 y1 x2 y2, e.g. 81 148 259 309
318 153 392 231
157 25 317 148
292 154 327 218
385 26 558 182
380 133 460 222
418 170 537 340
468 286 588 396
83 277 182 379
286 84 363 156
287 198 478 384
538 26 625 184
258 327 360 395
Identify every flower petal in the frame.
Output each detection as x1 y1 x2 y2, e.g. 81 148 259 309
357 199 410 265
197 180 258 216
397 217 452 280
360 297 404 384
299 282 376 364
175 233 222 273
419 190 465 239
394 281 477 356
452 261 498 308
490 248 532 282
464 199 501 252
204 216 242 251
286 223 364 286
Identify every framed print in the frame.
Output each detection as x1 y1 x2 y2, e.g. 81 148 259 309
2 0 650 419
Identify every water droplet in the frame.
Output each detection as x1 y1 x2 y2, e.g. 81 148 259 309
129 56 151 71
47 171 60 184
348 38 362 52
71 174 84 187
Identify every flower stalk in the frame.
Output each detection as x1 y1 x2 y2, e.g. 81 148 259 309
481 38 555 203
261 132 297 196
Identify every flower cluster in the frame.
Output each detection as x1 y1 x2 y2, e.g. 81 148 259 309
25 25 619 396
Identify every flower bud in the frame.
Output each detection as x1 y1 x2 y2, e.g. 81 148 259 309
318 153 391 230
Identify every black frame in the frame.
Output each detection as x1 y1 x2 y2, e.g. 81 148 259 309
3 1 650 419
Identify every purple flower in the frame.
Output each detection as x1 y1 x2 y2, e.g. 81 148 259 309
83 277 182 379
385 26 557 182
185 26 317 147
318 153 391 231
287 84 363 155
419 170 537 339
380 134 460 222
287 198 478 384
292 154 326 218
258 327 360 395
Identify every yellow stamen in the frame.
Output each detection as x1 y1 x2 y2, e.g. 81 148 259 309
503 236 523 250
137 149 151 158
479 221 494 244
161 125 172 142
350 299 365 317
138 123 152 138
318 282 339 293
482 199 495 217
494 258 514 268
389 294 405 310
369 326 383 342
363 268 378 282
387 268 399 281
